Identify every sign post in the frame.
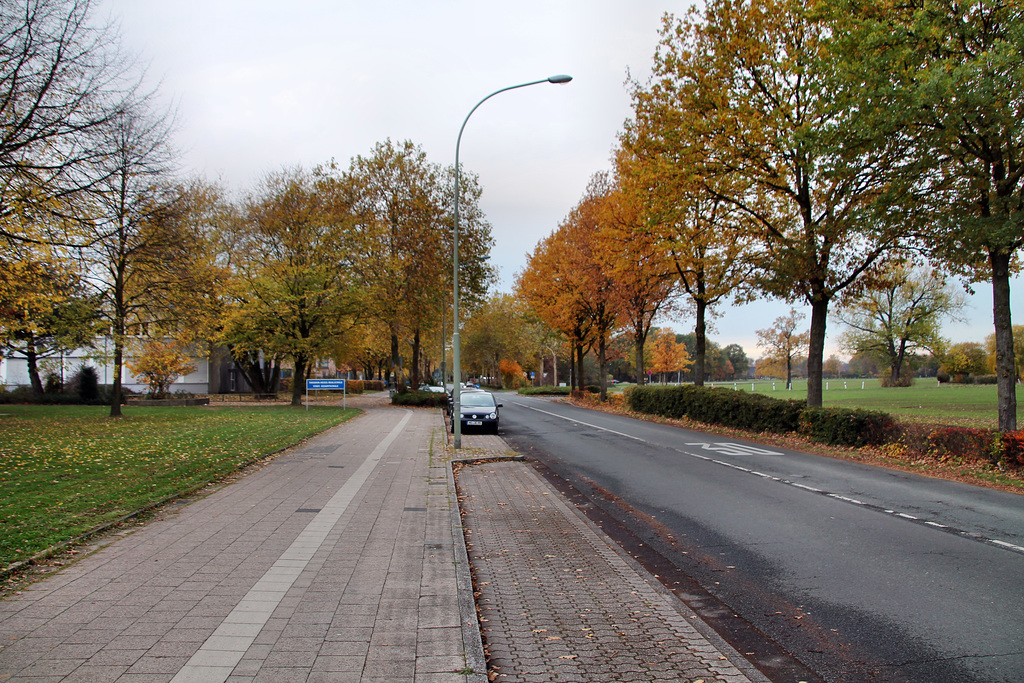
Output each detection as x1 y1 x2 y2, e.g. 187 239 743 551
305 378 347 410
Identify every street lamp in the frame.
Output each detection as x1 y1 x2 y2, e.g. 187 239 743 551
452 74 572 449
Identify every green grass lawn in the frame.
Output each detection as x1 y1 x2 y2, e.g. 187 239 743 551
0 405 358 569
713 378 1020 428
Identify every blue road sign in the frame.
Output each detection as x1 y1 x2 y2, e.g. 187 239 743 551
306 379 346 390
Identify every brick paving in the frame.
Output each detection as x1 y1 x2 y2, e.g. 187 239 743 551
454 459 765 683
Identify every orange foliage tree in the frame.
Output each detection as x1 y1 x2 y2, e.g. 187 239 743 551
648 328 692 384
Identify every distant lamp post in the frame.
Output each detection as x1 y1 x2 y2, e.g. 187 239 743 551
452 74 572 449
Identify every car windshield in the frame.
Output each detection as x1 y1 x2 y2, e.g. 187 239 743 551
461 393 495 408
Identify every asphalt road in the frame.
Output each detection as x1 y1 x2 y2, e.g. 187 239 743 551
496 393 1024 683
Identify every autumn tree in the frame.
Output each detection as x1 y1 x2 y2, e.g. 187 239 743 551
596 164 677 390
836 263 964 387
824 354 843 379
757 309 810 389
635 2 905 407
460 293 534 384
345 140 491 390
222 166 361 406
128 339 196 399
517 224 594 393
943 342 988 380
828 0 1024 429
80 101 211 416
986 326 1024 382
0 261 98 394
648 328 692 384
620 111 753 388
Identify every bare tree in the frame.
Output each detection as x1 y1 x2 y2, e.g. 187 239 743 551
0 0 139 238
81 98 180 416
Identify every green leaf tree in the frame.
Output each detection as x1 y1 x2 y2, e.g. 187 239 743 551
828 0 1024 429
836 263 965 386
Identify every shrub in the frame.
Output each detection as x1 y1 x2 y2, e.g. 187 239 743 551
128 341 197 399
627 385 802 433
0 386 108 405
71 365 100 401
1000 431 1024 469
44 372 63 394
519 386 571 396
799 407 899 447
880 373 914 388
391 390 447 408
362 379 385 392
926 427 998 464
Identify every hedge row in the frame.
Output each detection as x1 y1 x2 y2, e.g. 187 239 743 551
627 384 804 434
519 386 572 396
390 390 447 408
625 385 1023 468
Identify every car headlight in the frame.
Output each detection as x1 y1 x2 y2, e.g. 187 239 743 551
488 412 496 419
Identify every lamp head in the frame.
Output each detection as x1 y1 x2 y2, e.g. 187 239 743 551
547 74 573 84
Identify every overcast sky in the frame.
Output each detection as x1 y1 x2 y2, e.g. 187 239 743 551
99 0 1010 360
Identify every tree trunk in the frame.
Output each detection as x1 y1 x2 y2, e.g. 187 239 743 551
806 298 829 407
991 250 1017 432
291 354 307 406
573 344 582 392
110 339 124 417
25 341 43 395
598 333 608 401
634 337 645 387
410 329 421 390
694 299 707 386
390 330 404 391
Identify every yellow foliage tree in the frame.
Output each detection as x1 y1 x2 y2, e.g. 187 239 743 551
128 340 197 400
648 329 692 384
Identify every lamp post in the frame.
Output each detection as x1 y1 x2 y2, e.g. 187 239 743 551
452 74 572 449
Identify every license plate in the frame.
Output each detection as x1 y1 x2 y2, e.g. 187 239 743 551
467 420 482 426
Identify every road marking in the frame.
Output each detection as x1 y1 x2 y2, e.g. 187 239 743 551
171 411 413 683
515 402 647 442
514 398 1024 558
686 442 783 456
990 539 1024 553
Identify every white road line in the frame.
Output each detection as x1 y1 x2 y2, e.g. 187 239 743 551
990 539 1024 553
171 411 413 683
515 402 647 442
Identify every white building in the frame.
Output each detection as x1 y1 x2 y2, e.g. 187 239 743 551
0 338 212 395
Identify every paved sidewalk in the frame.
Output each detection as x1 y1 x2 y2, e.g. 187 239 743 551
0 397 764 682
0 398 483 682
453 457 765 683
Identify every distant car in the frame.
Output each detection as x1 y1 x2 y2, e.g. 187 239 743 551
453 391 501 434
423 385 446 393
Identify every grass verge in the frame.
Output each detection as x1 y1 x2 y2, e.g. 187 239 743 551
0 404 358 571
